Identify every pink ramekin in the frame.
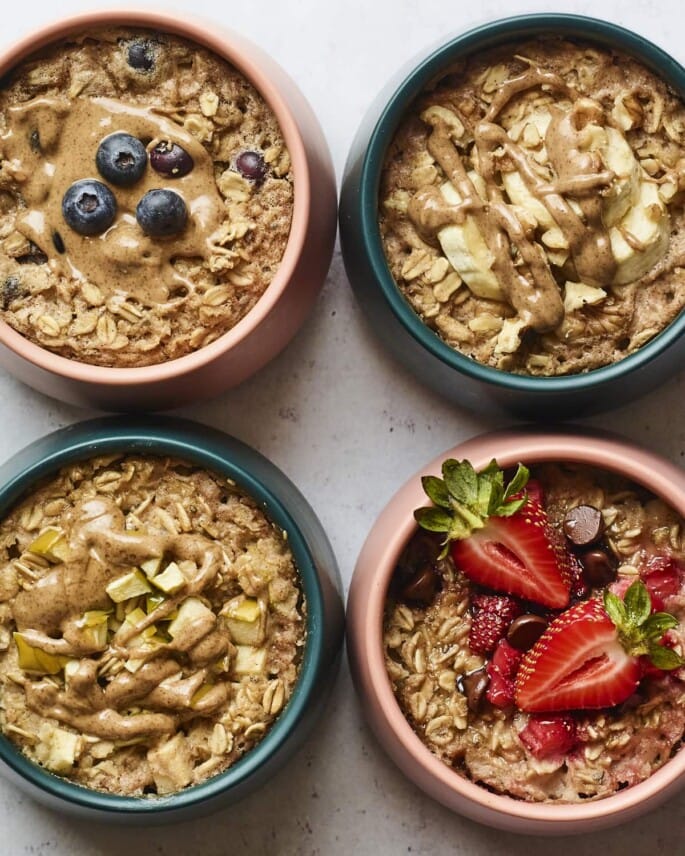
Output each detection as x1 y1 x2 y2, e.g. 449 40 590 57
0 9 336 411
347 428 685 835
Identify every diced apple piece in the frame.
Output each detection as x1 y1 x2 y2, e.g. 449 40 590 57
167 597 215 642
223 596 264 645
140 556 163 579
83 622 108 649
190 683 215 709
146 594 165 613
151 562 186 594
27 527 70 563
224 596 260 623
38 726 79 774
106 570 152 603
78 610 111 628
13 632 67 674
147 734 193 795
233 645 266 675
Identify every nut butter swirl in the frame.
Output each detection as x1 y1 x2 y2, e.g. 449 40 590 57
11 497 230 740
1 95 226 304
407 66 625 332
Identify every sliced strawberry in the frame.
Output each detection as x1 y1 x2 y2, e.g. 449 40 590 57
469 594 523 655
452 481 572 609
519 714 578 759
486 639 522 707
515 599 640 712
641 555 682 611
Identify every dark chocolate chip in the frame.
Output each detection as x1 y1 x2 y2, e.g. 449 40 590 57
457 667 489 713
29 130 40 153
563 505 605 547
400 564 438 606
1 275 21 310
579 548 617 587
52 231 65 254
506 614 548 651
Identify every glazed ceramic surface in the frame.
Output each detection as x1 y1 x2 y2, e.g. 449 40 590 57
339 14 685 418
0 9 337 412
0 417 344 823
347 428 685 834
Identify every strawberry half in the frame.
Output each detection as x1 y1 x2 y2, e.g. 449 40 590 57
413 460 571 610
452 481 572 609
516 581 683 712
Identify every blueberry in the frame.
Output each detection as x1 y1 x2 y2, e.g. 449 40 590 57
126 40 156 72
136 189 187 237
96 133 147 187
62 180 117 236
2 275 22 310
235 150 267 183
149 141 194 178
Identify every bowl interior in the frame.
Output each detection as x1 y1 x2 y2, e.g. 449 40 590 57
359 13 685 393
0 422 325 814
362 431 685 824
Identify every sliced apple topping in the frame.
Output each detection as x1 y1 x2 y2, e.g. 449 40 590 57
27 527 70 563
105 570 153 603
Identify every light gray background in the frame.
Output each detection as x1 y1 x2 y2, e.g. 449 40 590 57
1 0 684 852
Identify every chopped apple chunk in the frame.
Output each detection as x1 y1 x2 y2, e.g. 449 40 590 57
168 597 215 642
27 527 70 563
13 632 69 674
223 596 265 645
140 556 163 579
106 570 152 602
233 644 267 675
147 733 193 795
151 561 185 594
36 725 79 773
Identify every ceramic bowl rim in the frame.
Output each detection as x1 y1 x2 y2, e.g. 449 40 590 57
0 7 312 386
357 13 685 394
0 419 326 814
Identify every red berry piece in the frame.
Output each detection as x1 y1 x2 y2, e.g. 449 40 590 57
469 594 522 655
485 639 522 708
641 555 682 610
519 714 577 759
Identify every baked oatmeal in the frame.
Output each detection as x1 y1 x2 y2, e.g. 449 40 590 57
0 28 294 367
0 455 305 796
380 38 685 375
383 459 685 802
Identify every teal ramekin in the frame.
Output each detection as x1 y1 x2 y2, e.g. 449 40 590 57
339 14 685 417
0 417 344 823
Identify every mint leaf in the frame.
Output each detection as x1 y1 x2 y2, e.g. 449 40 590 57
603 590 628 628
421 476 450 509
648 643 684 671
643 612 679 639
414 507 452 533
623 580 651 627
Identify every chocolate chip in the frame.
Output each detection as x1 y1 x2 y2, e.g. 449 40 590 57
400 564 438 606
579 548 617 587
563 505 605 547
506 614 548 651
29 129 40 153
52 231 65 254
458 667 489 713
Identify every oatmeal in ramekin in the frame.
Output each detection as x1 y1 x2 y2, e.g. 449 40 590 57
0 28 293 367
380 38 685 375
383 459 685 802
0 455 305 796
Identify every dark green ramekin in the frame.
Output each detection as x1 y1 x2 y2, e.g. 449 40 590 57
339 14 685 417
0 418 344 823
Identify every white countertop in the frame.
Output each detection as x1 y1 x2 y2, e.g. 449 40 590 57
1 0 685 852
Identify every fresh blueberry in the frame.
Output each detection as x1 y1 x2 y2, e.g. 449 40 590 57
149 141 194 178
126 40 156 72
235 150 267 183
62 180 117 236
136 189 187 237
96 133 147 187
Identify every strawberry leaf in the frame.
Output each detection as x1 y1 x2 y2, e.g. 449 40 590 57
503 463 530 501
647 643 684 671
413 507 451 533
603 590 628 628
421 476 451 509
443 459 477 505
643 612 679 639
623 580 651 627
494 495 527 517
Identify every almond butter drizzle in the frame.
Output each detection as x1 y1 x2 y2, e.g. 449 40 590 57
1 96 226 305
408 67 622 331
11 498 231 740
